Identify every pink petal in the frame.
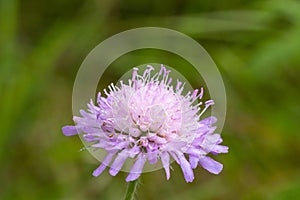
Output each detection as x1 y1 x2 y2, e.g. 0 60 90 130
178 153 194 183
189 155 199 169
109 151 128 176
62 126 79 136
92 152 115 176
160 152 170 180
199 156 223 174
126 155 146 182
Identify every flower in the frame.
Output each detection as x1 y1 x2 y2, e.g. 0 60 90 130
62 65 228 182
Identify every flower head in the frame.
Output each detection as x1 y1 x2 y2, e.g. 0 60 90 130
62 65 228 182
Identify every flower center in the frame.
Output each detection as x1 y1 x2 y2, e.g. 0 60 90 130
149 104 167 132
128 104 167 138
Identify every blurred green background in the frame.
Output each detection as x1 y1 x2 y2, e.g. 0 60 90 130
1 0 300 199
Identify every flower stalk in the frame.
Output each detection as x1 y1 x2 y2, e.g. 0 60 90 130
124 179 139 200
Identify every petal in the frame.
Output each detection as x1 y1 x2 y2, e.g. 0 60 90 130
83 134 97 142
206 134 222 144
83 133 103 142
106 141 129 151
109 151 129 176
189 155 199 169
178 153 194 183
200 116 217 126
80 109 94 119
92 152 115 177
81 127 102 134
201 134 224 151
126 155 147 182
160 152 170 180
199 156 223 174
62 126 79 136
92 140 109 148
127 146 141 158
186 147 206 157
169 152 180 164
148 151 158 164
211 145 229 154
73 116 98 127
147 135 167 144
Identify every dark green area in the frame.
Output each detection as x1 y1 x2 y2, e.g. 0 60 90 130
1 0 300 199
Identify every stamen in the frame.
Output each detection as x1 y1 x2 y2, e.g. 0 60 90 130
198 100 214 117
103 89 109 97
176 80 182 91
167 77 172 86
199 87 204 99
192 89 198 100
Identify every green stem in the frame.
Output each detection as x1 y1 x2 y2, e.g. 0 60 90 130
124 179 139 200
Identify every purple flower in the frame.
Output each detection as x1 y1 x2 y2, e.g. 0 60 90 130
62 65 228 182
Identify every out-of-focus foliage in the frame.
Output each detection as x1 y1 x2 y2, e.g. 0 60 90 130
0 0 300 199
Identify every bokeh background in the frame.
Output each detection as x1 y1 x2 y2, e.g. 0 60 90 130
1 0 300 199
